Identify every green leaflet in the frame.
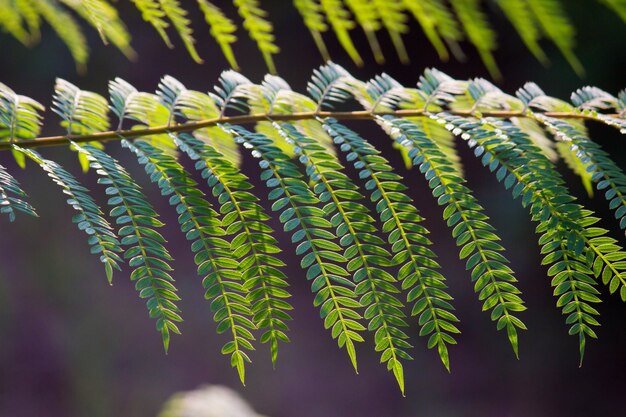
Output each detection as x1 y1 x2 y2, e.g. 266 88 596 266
34 0 88 72
359 71 464 174
0 82 41 220
434 113 602 361
158 0 203 64
495 0 547 63
514 83 626 302
324 118 459 375
384 116 526 357
401 0 450 60
15 146 122 283
158 74 241 166
272 122 412 388
540 117 626 237
449 0 500 79
175 132 290 373
13 0 41 43
0 0 30 45
112 75 260 383
372 0 409 63
2 0 624 75
197 0 239 69
233 0 278 73
527 0 583 76
556 141 594 198
122 139 255 384
293 0 330 60
158 75 291 371
320 0 363 66
516 83 595 194
52 79 109 172
570 87 626 132
251 74 338 163
74 143 182 353
59 0 135 60
131 0 172 47
0 82 45 168
226 123 364 374
532 118 626 299
344 0 383 63
0 163 36 221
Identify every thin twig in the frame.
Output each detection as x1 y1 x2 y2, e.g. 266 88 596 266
0 109 615 151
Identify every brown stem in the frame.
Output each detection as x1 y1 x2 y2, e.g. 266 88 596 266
1 109 615 151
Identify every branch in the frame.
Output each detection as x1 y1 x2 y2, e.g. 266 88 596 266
0 109 614 151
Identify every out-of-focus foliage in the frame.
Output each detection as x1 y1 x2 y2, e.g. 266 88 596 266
0 0 624 76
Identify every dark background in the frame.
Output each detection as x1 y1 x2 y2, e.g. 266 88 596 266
0 1 625 416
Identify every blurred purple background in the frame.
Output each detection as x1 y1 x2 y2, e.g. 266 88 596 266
0 1 625 416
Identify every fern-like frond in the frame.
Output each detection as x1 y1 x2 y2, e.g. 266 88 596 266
197 0 239 69
400 0 448 60
52 78 109 171
344 0 383 63
519 84 626 240
494 0 547 63
516 83 596 194
210 70 255 116
526 0 583 75
2 0 623 75
271 122 370 371
53 79 109 135
153 75 241 165
13 0 41 42
233 0 278 73
15 146 122 283
319 0 363 66
570 87 626 132
225 123 364 373
251 73 337 161
59 0 135 59
556 141 595 197
535 117 626 295
159 0 202 63
449 0 500 79
0 163 36 221
0 82 45 167
107 78 256 380
74 143 181 352
175 132 291 374
423 0 465 58
159 75 290 374
1 68 626 391
376 73 465 175
571 86 619 110
293 0 330 60
383 116 526 356
36 0 89 72
372 0 409 64
478 84 623 302
434 112 601 360
53 79 179 348
455 77 626 315
0 0 30 45
599 0 626 22
307 62 358 111
324 119 459 376
131 0 172 47
273 121 414 388
122 138 257 383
